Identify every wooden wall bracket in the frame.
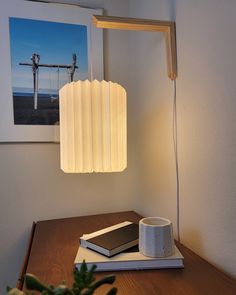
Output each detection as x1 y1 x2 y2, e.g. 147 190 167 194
92 15 177 80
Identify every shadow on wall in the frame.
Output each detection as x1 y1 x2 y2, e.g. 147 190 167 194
183 229 203 255
138 101 175 196
132 98 178 222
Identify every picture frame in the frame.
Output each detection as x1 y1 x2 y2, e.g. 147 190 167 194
0 0 103 142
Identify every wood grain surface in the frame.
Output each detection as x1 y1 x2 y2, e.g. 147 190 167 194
22 211 236 295
92 15 177 80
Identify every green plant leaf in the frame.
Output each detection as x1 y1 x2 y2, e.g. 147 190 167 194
84 265 96 286
6 261 116 295
25 274 52 293
90 275 116 290
53 285 73 295
106 287 117 295
6 288 25 295
81 274 116 295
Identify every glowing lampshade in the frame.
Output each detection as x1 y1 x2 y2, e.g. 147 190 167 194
59 80 127 173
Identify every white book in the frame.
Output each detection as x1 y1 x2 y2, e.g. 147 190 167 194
74 245 184 271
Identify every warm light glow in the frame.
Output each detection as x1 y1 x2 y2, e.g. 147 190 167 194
59 80 127 173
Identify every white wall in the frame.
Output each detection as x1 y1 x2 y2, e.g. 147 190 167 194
129 0 236 278
176 0 236 278
1 0 236 291
0 0 137 291
128 0 178 242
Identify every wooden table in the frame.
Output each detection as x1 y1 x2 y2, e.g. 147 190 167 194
19 211 236 294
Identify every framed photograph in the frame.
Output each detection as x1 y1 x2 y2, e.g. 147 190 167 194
0 0 103 142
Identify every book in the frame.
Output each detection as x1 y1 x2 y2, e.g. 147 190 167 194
80 221 139 257
74 245 184 271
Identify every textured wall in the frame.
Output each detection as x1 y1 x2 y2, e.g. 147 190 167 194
128 0 178 241
1 0 236 292
0 0 135 291
176 0 236 278
129 0 236 279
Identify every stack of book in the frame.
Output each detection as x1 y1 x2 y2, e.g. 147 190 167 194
75 221 184 271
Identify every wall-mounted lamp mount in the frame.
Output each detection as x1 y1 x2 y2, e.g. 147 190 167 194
92 15 177 80
60 15 177 173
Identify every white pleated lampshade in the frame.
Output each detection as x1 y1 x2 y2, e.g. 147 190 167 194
59 80 127 173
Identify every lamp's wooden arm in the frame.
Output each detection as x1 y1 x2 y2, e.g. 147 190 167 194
92 15 177 80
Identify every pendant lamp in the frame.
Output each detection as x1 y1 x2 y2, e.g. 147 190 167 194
59 80 127 173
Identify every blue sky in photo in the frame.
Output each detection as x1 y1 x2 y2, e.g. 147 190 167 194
9 17 88 92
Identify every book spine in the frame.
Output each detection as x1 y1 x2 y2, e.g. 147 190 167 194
86 242 109 256
75 260 184 272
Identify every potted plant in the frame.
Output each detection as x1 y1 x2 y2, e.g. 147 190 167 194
7 261 117 295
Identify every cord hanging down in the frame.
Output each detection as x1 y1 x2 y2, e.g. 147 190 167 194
172 79 180 242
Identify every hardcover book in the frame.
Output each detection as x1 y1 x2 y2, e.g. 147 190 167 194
80 221 139 257
74 245 184 271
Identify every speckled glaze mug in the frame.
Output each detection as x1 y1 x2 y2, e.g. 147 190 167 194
139 217 174 257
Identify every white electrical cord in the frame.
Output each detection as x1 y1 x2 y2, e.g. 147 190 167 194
173 79 180 242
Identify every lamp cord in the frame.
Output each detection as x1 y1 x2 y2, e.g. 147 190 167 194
172 79 180 242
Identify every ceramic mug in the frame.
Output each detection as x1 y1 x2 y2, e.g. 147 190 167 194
139 217 174 257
